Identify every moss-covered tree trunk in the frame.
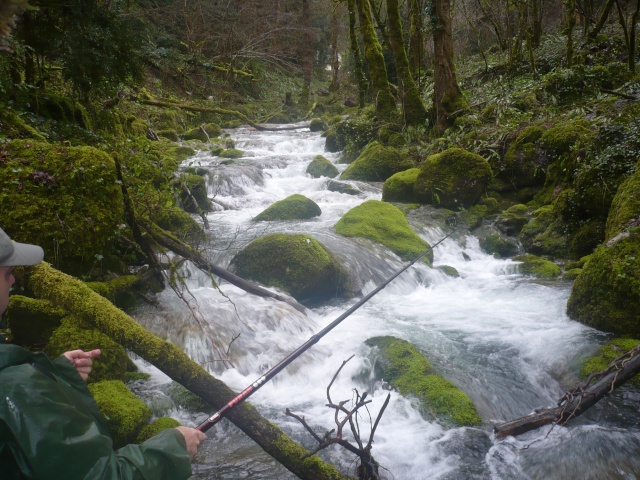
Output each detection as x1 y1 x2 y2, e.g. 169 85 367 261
329 3 340 92
347 0 367 107
300 0 313 106
386 0 427 125
27 263 348 480
564 0 576 68
408 0 425 79
430 0 466 133
355 0 397 121
587 0 615 40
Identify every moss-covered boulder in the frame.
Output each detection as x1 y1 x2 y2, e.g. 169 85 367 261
476 226 520 258
137 417 182 443
382 168 420 203
335 200 432 264
513 254 561 279
414 148 492 209
89 380 152 448
157 129 179 142
181 126 209 142
5 296 66 346
45 318 129 382
437 265 459 278
219 148 244 159
580 338 640 380
606 165 640 240
518 204 570 258
539 121 594 160
176 173 211 213
309 118 326 132
340 141 413 182
495 204 530 236
366 336 481 427
563 268 582 281
567 228 640 336
254 194 321 222
494 126 546 189
306 155 338 178
327 180 361 195
0 140 124 271
229 233 349 304
153 206 204 243
203 122 222 138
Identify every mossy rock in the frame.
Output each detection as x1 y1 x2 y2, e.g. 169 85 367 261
476 227 520 258
45 318 128 383
513 254 561 279
495 204 530 236
181 126 209 142
324 127 343 153
539 121 593 157
219 148 244 159
89 380 152 448
495 126 546 189
414 148 493 209
563 268 582 281
309 118 326 132
335 200 432 265
254 194 321 222
0 140 124 272
382 168 420 203
229 233 349 305
580 338 640 381
203 122 222 138
157 129 179 142
153 206 204 244
130 119 150 137
177 173 211 213
137 417 182 443
457 204 488 230
519 205 570 258
210 146 225 156
327 180 361 195
0 109 46 141
340 141 413 182
570 218 605 259
366 336 481 427
567 228 640 336
437 265 459 278
606 166 640 240
5 296 66 346
306 155 338 179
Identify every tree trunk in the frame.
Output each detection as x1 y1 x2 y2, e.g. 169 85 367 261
355 0 397 121
386 0 427 125
347 0 367 107
630 0 640 73
27 263 348 480
494 345 640 438
300 0 313 107
329 2 340 92
430 0 466 133
564 0 577 67
408 0 425 80
587 0 616 40
530 0 543 47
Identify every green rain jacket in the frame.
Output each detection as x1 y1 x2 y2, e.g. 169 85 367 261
0 344 192 479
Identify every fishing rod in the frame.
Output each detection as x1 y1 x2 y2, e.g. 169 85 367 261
196 227 459 432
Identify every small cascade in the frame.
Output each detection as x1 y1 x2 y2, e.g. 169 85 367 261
129 125 640 479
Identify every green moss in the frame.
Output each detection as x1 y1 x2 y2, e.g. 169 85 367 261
85 275 139 302
219 148 244 159
340 141 413 181
563 268 582 281
153 207 204 243
0 140 124 272
125 372 151 382
130 119 150 137
606 166 640 240
437 265 459 277
89 380 152 448
306 155 339 179
335 200 432 264
254 194 321 222
567 228 640 336
382 168 420 203
479 232 519 258
5 295 66 346
519 205 570 258
210 146 224 156
580 338 640 381
539 121 593 157
309 118 326 132
458 204 488 230
136 417 181 443
414 148 493 209
496 204 530 236
366 336 481 427
157 129 179 141
45 317 128 382
0 109 46 141
176 173 211 213
513 254 562 279
273 434 346 480
495 126 546 189
230 233 349 304
203 122 222 138
181 126 209 142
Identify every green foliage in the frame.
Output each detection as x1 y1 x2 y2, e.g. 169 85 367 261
335 200 432 264
253 194 322 222
606 164 640 240
366 336 481 427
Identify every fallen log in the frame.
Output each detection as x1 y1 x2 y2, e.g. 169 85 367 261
137 217 307 314
494 345 640 438
133 98 305 132
27 263 347 480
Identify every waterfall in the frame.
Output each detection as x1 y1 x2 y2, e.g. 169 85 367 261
129 125 640 479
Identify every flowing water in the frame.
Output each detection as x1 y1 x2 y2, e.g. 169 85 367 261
130 125 640 479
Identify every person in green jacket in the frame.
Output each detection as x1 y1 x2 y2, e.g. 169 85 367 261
0 226 206 479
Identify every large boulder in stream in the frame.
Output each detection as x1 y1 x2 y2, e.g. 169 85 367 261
229 233 350 305
366 336 481 427
340 141 413 182
335 200 433 265
382 168 420 203
414 147 492 209
253 194 321 222
306 155 338 178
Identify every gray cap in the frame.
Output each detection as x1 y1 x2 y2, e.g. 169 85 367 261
0 227 44 267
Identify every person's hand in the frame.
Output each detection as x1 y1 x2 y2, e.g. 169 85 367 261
62 349 102 381
175 426 206 460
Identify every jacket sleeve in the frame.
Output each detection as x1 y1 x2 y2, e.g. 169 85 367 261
0 355 193 480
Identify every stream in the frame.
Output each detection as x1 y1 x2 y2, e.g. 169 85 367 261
129 125 640 480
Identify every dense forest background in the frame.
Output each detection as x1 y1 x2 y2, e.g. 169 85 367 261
0 0 639 477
